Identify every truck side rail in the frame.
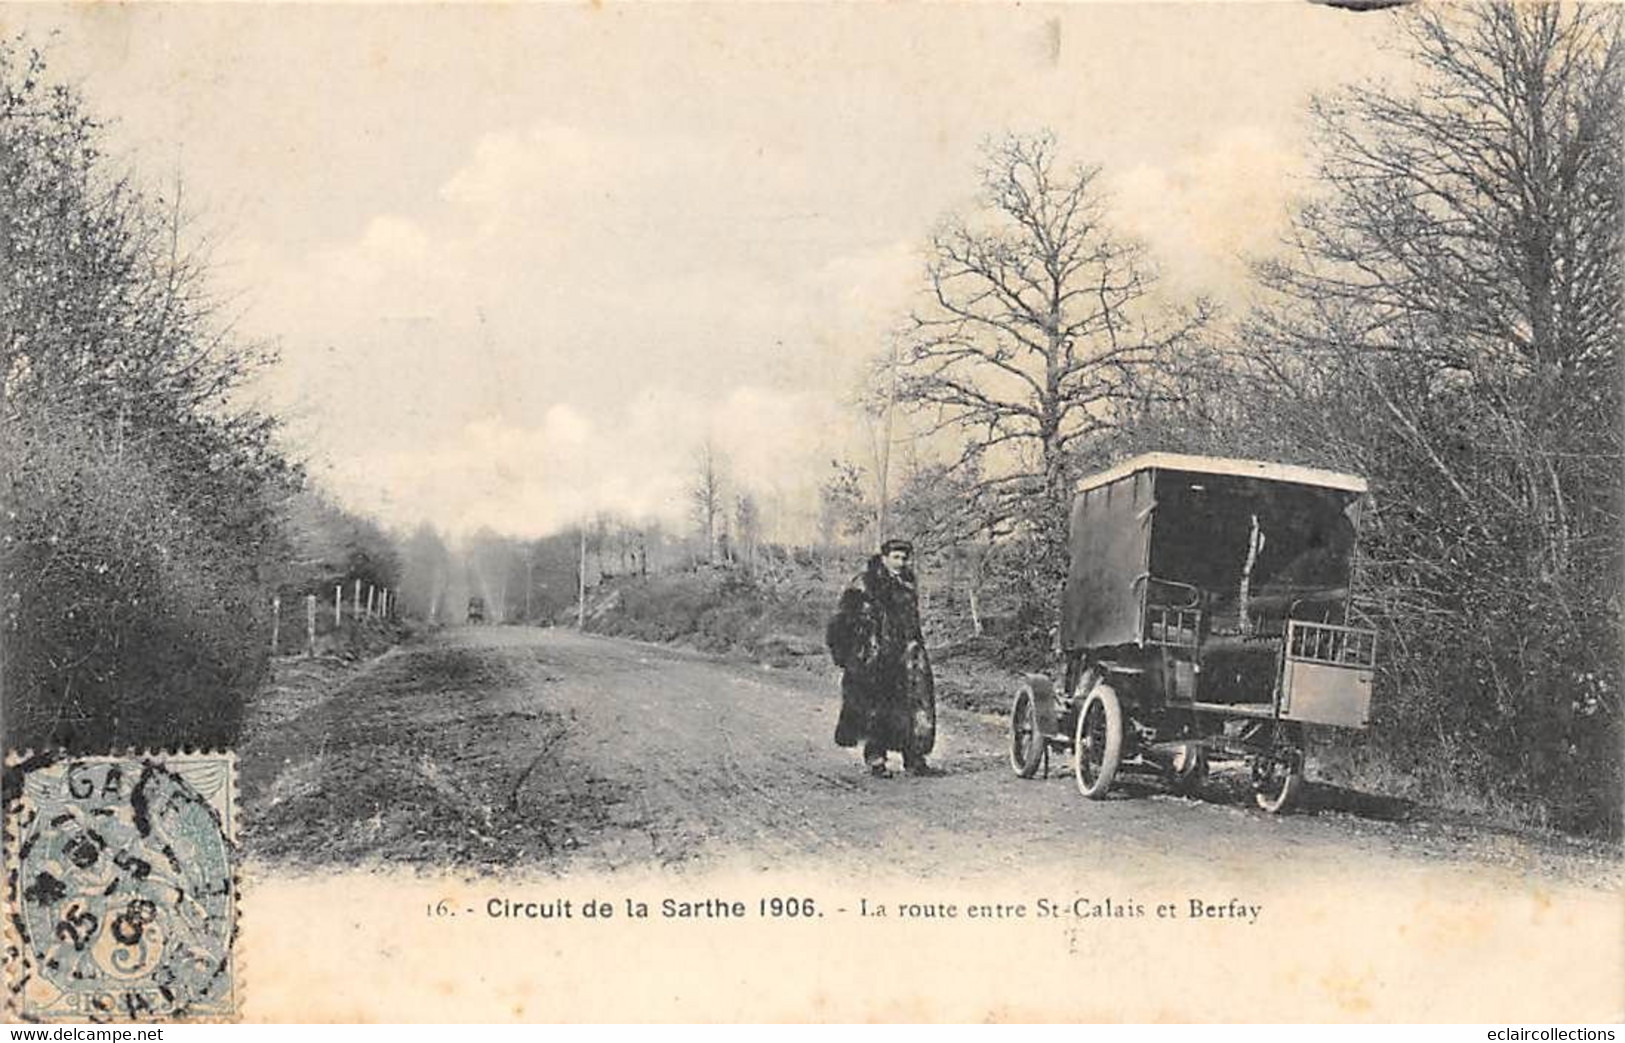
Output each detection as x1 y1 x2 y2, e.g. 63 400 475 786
1145 603 1201 648
1285 619 1376 668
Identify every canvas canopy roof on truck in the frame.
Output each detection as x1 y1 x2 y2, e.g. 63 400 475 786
1062 453 1369 652
1074 453 1368 496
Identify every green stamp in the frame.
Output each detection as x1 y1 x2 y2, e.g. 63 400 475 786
6 753 238 1022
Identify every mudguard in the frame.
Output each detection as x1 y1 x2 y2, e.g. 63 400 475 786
1023 673 1059 737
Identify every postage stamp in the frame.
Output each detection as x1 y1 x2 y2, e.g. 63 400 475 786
4 752 239 1022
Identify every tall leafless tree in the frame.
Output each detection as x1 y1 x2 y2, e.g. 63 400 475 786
689 439 728 563
1260 4 1621 568
817 459 873 554
898 132 1214 545
1245 2 1623 831
734 492 760 573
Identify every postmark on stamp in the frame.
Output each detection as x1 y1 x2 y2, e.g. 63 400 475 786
5 752 238 1022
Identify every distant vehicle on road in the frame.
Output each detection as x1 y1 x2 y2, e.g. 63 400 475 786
467 596 486 624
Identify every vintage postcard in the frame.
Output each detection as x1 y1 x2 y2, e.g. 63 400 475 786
1 0 1621 1024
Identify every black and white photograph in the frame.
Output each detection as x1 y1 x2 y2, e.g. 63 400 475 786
1 0 1621 1023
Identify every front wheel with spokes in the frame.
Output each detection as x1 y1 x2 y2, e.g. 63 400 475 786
1072 684 1123 800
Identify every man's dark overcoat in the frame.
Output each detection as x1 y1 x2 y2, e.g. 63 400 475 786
825 555 936 756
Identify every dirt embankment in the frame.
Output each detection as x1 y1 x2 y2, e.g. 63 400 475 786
578 568 833 661
577 568 1030 713
239 636 627 868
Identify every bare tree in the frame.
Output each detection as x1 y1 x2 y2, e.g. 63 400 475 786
817 459 874 553
689 439 728 563
1246 2 1623 832
1260 4 1621 553
889 458 1008 637
587 511 614 579
735 492 761 573
899 132 1214 539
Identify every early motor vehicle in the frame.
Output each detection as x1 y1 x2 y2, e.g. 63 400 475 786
1009 453 1378 813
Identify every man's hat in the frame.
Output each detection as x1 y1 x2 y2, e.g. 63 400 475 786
879 538 914 555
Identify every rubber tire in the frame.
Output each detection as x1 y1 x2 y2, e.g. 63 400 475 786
1166 743 1208 796
1073 684 1124 800
1254 749 1305 814
1009 685 1045 779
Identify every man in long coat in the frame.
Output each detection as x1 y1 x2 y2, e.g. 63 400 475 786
825 538 941 777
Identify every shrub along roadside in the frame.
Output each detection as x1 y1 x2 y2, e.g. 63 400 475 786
583 568 830 661
0 40 405 753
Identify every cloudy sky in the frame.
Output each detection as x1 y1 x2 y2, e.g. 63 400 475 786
11 3 1409 541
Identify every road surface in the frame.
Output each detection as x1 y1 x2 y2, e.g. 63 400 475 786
235 625 1624 1021
239 624 1618 887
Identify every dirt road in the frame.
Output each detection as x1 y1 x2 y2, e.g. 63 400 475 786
239 625 1618 889
238 625 1622 1021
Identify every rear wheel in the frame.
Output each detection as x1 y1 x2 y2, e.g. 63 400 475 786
1252 725 1306 814
1009 683 1046 779
1073 685 1123 800
1166 742 1208 796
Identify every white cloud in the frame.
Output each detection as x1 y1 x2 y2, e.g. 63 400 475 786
300 214 434 295
233 117 912 541
245 121 1313 542
28 2 1410 545
319 384 855 541
1107 125 1308 302
439 129 538 213
357 215 431 266
540 403 592 446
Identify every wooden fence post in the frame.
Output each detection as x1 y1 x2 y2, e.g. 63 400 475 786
367 585 376 618
352 579 362 621
578 526 587 628
271 594 281 654
334 585 342 627
305 594 316 657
